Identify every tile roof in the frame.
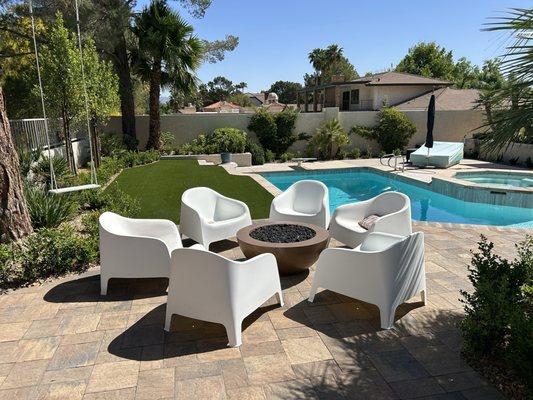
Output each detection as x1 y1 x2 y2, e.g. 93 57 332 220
203 101 241 110
395 87 480 110
351 71 452 86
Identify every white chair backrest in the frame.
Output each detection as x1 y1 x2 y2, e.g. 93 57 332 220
170 248 234 320
99 212 134 236
369 191 409 216
182 187 218 220
291 180 328 214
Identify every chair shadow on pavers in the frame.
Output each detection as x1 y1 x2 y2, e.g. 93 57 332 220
105 302 281 362
280 298 470 400
44 273 169 304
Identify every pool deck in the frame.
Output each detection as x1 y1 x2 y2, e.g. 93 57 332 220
0 224 528 400
223 159 533 209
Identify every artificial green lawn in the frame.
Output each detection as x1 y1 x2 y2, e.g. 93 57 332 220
109 159 273 223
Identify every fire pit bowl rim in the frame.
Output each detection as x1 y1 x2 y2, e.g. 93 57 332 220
236 221 329 249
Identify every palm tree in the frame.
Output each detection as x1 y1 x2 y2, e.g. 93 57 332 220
132 0 204 149
308 48 326 85
481 8 533 149
308 45 344 86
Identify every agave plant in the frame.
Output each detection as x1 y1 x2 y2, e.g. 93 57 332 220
32 155 70 189
24 185 78 229
481 8 533 150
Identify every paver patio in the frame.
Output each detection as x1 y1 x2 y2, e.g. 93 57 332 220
0 222 527 399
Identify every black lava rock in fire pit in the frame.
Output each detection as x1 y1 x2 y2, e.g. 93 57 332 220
250 224 316 243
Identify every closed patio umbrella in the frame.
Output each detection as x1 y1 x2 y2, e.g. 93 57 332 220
426 94 435 151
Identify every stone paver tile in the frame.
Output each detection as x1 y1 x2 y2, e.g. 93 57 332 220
61 331 105 346
139 344 164 371
0 386 38 400
291 360 342 379
281 337 332 364
226 386 266 400
1 359 49 389
0 341 20 364
163 343 198 367
0 322 31 342
240 340 284 358
95 346 142 365
58 314 101 335
275 326 317 340
82 388 136 400
85 361 140 393
242 321 278 344
135 367 174 400
389 377 445 399
47 341 100 370
196 340 241 363
244 354 295 385
408 345 469 375
327 302 373 322
303 305 338 325
16 336 61 362
35 380 86 400
97 313 130 331
369 349 430 383
460 386 505 400
121 324 165 349
174 361 221 381
268 309 309 330
174 375 226 400
95 300 132 314
220 359 248 390
23 318 61 339
21 303 60 321
337 370 397 400
435 371 485 392
41 366 94 385
263 379 318 399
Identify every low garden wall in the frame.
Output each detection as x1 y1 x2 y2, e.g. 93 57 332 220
161 152 252 167
102 108 486 153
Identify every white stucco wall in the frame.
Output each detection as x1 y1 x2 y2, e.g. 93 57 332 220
102 108 486 156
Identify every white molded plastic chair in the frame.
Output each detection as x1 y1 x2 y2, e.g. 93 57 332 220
269 180 330 228
308 232 426 329
165 247 283 347
180 187 252 249
329 191 412 248
99 212 182 295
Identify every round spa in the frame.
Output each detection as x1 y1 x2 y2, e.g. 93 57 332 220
236 221 330 275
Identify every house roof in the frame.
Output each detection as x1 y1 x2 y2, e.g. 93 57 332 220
203 101 241 110
246 92 266 104
395 87 480 111
298 71 452 92
350 71 452 86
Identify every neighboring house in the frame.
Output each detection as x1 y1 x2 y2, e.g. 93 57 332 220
395 87 480 111
245 92 266 106
297 71 453 112
202 101 241 113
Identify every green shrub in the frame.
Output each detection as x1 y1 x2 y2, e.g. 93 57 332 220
279 152 296 162
99 133 125 157
210 128 247 153
25 185 78 229
161 131 175 154
19 227 92 282
120 150 160 168
18 147 40 177
265 150 275 162
351 107 416 153
307 119 350 160
33 155 70 187
461 235 532 386
245 138 265 165
248 108 298 156
348 148 361 159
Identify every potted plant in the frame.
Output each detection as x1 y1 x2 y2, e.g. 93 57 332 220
211 128 247 164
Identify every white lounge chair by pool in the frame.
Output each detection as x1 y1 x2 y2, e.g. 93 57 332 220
269 180 330 228
180 187 252 249
165 246 283 347
308 231 426 329
99 212 182 295
410 141 464 168
328 191 412 248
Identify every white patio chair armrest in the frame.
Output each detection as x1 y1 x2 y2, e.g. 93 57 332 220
332 199 371 220
188 244 206 251
372 208 412 236
217 196 250 220
358 232 406 252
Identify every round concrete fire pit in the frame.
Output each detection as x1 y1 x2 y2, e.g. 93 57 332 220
236 221 330 275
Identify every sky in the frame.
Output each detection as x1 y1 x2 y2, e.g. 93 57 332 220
136 0 530 93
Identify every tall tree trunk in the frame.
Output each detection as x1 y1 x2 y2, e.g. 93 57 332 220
146 60 161 150
113 34 137 150
0 86 33 243
61 109 77 176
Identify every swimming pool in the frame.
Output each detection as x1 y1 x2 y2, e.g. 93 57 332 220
454 171 533 189
262 169 533 228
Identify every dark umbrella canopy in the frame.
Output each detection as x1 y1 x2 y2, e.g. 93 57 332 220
426 94 435 149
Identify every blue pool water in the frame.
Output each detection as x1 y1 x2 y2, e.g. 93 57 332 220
263 169 533 228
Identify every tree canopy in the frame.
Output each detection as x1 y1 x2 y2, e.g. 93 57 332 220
266 81 302 104
396 41 455 81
